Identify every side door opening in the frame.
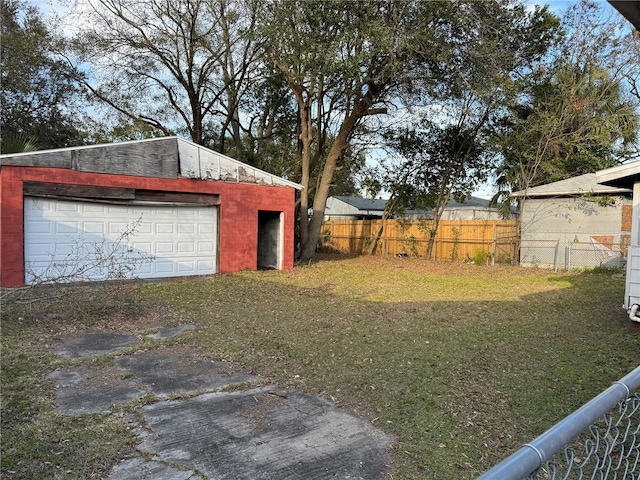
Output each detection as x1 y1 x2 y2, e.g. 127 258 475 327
257 211 283 270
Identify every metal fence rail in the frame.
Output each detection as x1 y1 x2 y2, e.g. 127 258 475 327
477 366 640 480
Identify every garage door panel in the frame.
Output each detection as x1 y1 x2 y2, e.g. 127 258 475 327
82 204 107 214
178 224 195 234
109 222 130 234
197 259 215 270
132 242 153 253
56 202 78 212
56 222 79 234
177 261 196 272
156 243 175 254
25 243 53 260
198 241 215 253
199 224 215 234
84 222 105 234
156 223 174 234
24 198 218 284
26 221 52 234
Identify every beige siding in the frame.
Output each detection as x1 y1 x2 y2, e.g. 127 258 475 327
520 195 631 269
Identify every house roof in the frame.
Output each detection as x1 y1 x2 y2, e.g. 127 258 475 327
511 173 631 198
332 196 388 212
446 196 490 208
0 137 303 190
331 195 491 211
596 161 640 190
609 1 640 30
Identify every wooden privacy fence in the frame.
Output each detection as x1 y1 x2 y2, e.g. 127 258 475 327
320 219 520 263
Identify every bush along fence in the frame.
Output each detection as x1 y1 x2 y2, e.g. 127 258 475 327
477 366 640 480
319 219 520 264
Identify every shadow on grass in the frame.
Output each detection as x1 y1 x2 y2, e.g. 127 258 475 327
1 263 637 480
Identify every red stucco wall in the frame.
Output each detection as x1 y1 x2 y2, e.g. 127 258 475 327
0 166 297 287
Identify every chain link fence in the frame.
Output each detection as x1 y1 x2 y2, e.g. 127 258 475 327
520 240 627 270
478 367 640 480
531 393 640 480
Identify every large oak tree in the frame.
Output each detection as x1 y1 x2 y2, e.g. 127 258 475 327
263 0 561 261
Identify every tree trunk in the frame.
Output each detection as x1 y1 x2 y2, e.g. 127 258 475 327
299 105 363 262
368 196 399 256
297 94 313 251
425 224 439 260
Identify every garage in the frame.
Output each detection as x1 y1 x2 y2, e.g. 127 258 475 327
24 197 218 284
0 137 301 288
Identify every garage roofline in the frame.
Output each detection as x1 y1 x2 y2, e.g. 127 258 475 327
0 136 304 191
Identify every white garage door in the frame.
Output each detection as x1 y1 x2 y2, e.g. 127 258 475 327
24 197 218 284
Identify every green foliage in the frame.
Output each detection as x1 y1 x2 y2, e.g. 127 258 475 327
494 0 639 212
380 119 493 214
0 0 85 152
581 191 617 207
0 132 39 154
473 249 490 266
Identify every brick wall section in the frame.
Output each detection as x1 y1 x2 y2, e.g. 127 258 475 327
623 204 633 232
0 166 297 287
0 167 25 287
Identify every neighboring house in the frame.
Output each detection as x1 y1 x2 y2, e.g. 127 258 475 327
324 196 388 220
609 1 640 29
512 173 632 269
324 195 503 221
401 196 504 221
0 137 302 287
596 161 640 321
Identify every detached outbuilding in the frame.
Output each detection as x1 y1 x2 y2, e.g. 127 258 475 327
0 137 302 287
512 173 632 270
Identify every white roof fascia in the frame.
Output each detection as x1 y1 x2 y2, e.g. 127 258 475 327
512 173 631 198
596 161 640 188
0 136 304 190
0 137 168 159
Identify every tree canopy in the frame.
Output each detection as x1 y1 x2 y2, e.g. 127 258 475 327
5 0 639 259
0 0 85 152
493 0 639 213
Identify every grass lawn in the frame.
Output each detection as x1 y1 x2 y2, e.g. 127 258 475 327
2 254 639 479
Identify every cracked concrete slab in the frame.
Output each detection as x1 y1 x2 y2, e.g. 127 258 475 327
48 367 147 415
49 328 393 478
108 458 205 480
55 332 139 358
135 386 392 480
115 350 258 398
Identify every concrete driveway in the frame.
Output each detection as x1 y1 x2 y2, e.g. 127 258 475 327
48 326 392 479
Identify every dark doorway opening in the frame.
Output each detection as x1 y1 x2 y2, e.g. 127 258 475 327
258 211 282 270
